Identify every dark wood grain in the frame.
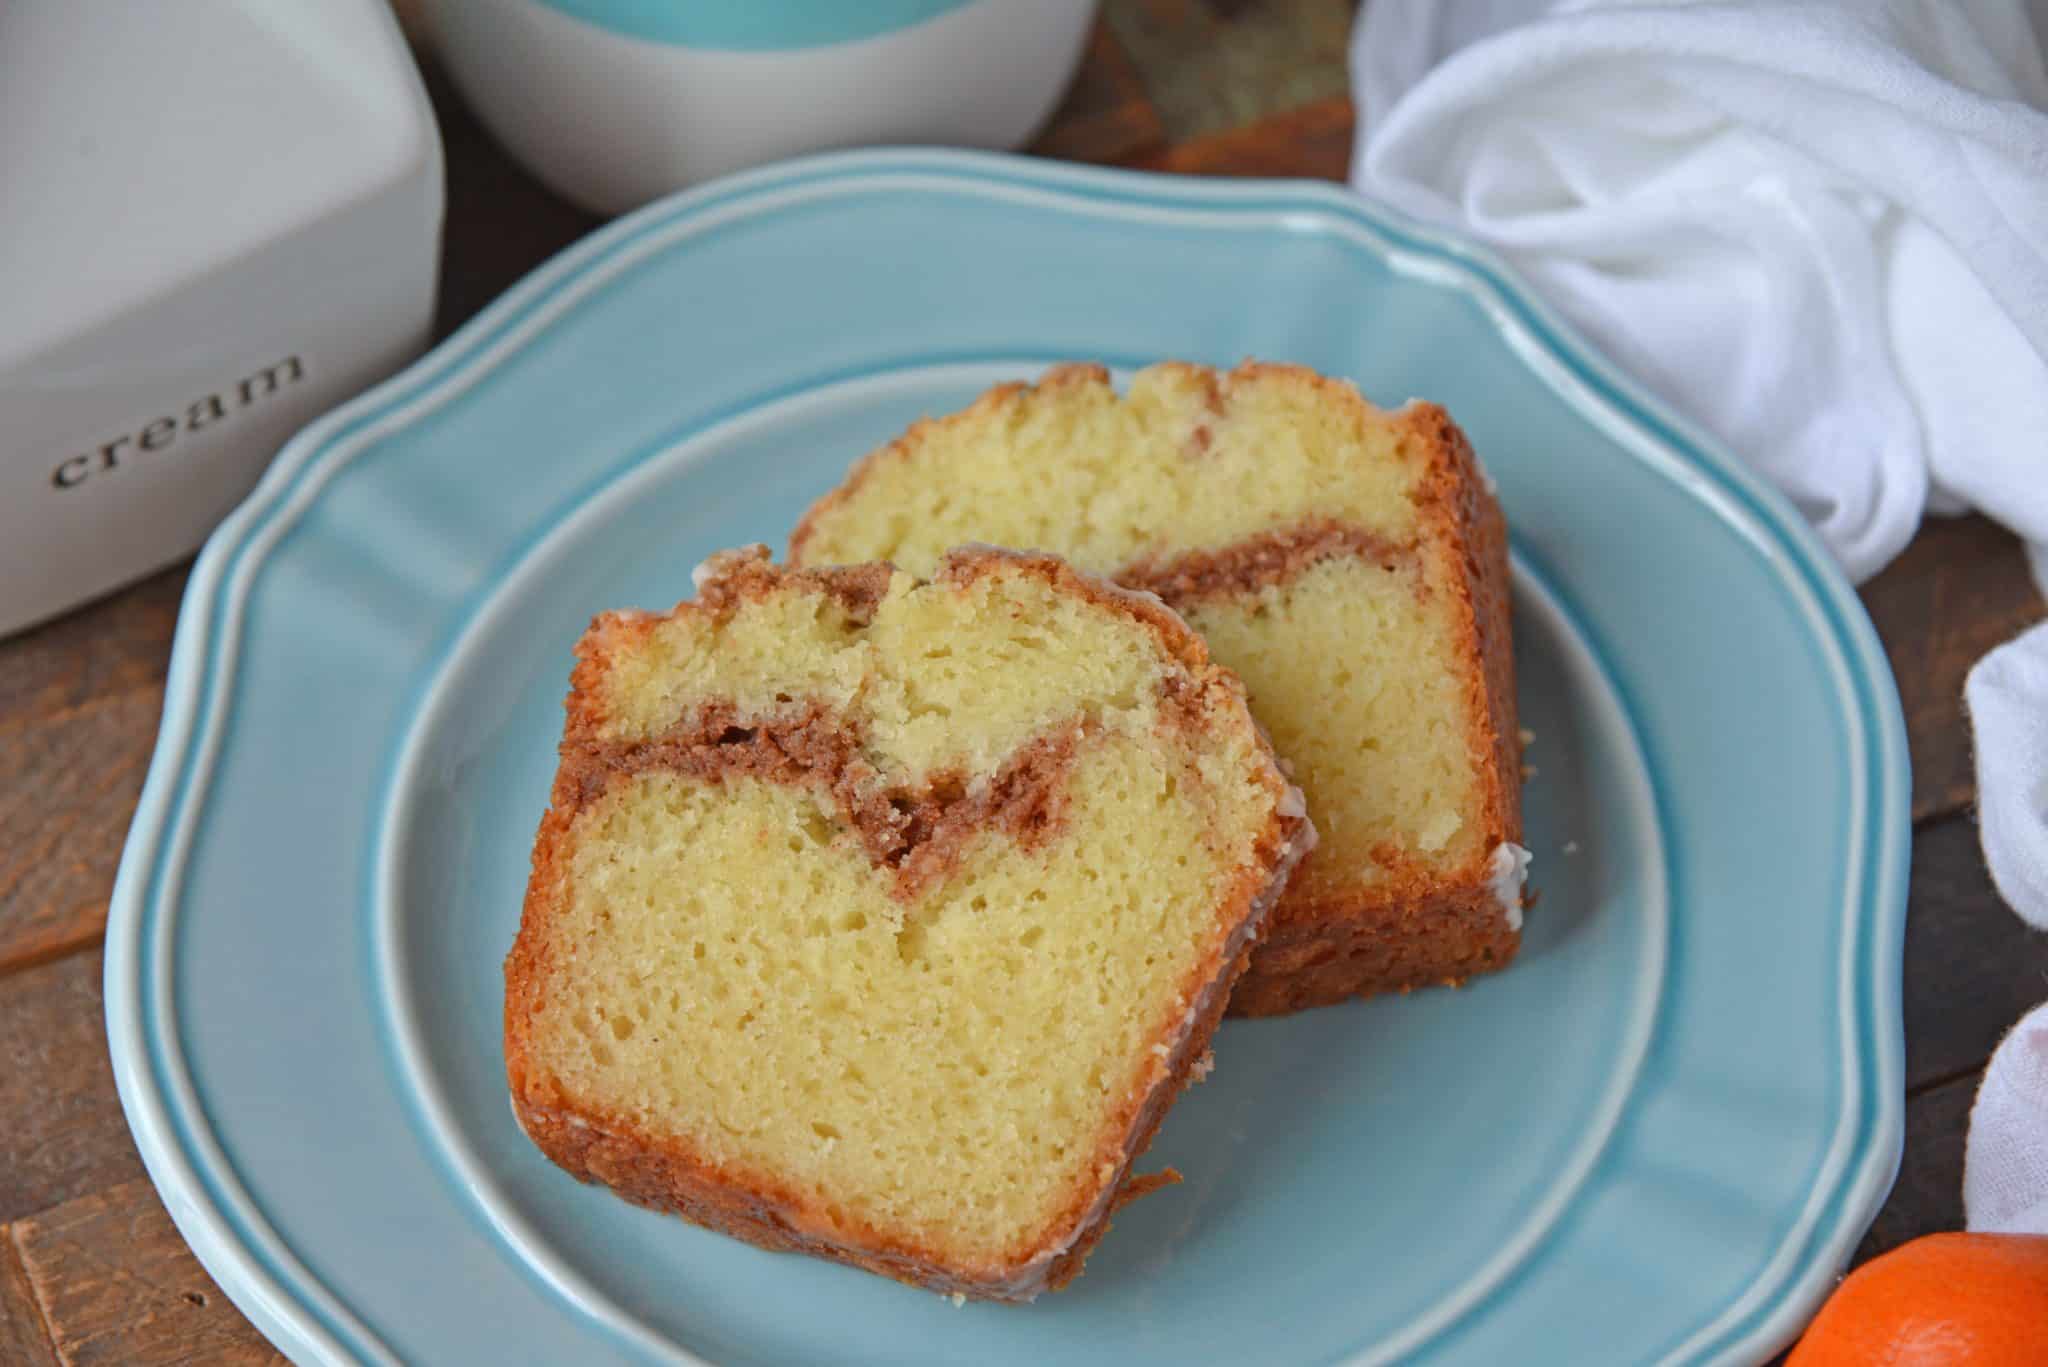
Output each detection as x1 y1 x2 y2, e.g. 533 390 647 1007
0 1234 61 1367
1139 94 1355 179
1860 514 2048 824
0 566 186 969
1106 0 1355 141
0 691 162 973
1030 23 1168 165
1904 812 2048 1092
0 544 183 976
0 566 185 726
0 953 144 1225
9 1181 284 1367
1857 1070 1977 1263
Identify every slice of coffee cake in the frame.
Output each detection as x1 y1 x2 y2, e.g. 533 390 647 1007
506 546 1311 1299
792 362 1525 1014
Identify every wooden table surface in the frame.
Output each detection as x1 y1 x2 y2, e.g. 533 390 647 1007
4 3 2045 1361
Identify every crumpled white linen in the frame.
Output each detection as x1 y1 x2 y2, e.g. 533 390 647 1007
1348 0 2048 1236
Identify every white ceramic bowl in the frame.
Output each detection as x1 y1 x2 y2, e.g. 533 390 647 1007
424 0 1100 215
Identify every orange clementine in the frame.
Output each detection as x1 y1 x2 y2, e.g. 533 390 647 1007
1788 1232 2048 1365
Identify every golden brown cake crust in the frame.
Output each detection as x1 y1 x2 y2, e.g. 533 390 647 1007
1225 871 1521 1016
505 545 1314 1298
507 874 1279 1301
1226 401 1523 1014
789 365 1524 1015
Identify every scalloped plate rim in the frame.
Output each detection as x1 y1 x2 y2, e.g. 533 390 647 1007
102 147 1910 1367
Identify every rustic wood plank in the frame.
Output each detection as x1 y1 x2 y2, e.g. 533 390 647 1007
0 952 144 1225
0 566 184 727
1859 513 2047 824
1105 0 1355 142
1903 812 2048 1091
1856 1070 1975 1263
0 1232 60 1367
1136 95 1355 180
1030 22 1169 165
11 1179 284 1367
0 690 163 972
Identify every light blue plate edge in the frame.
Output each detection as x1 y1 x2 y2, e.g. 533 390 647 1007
102 147 1911 1367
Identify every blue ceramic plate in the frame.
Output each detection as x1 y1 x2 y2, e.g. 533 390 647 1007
107 150 1909 1366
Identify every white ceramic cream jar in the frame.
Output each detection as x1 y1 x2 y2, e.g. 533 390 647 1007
0 0 443 637
424 0 1100 215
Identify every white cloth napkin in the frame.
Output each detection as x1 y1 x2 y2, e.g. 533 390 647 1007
1969 620 2048 930
1348 0 2048 1237
1968 998 2048 1234
1965 620 2048 1237
1351 0 2048 583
